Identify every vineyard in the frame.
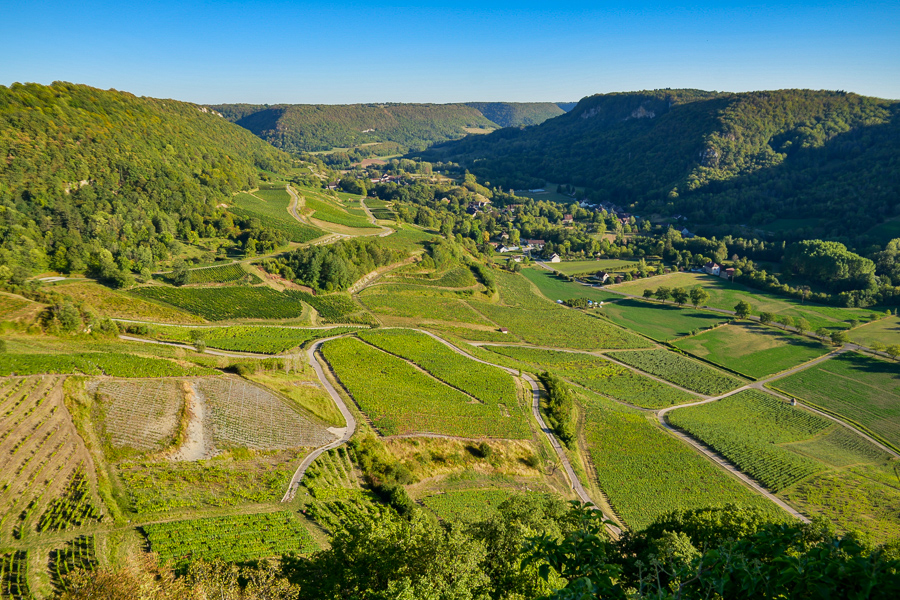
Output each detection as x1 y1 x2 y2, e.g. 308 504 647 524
155 325 360 354
0 377 98 544
131 286 311 321
322 337 531 438
0 551 30 599
231 190 322 243
357 329 521 410
143 512 318 568
389 265 478 289
360 285 492 325
38 463 100 532
185 263 257 285
93 379 184 452
0 352 216 378
117 450 302 512
577 390 785 529
772 352 900 450
608 349 746 396
674 323 830 379
421 489 533 522
304 194 374 228
196 378 336 449
484 346 697 409
0 295 29 319
49 535 97 592
667 390 833 492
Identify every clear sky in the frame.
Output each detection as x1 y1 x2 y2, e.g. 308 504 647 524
2 1 898 104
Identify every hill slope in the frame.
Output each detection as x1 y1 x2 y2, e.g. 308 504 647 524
210 102 573 153
0 82 292 277
420 89 900 235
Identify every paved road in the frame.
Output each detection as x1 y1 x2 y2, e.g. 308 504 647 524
281 337 358 502
359 197 394 237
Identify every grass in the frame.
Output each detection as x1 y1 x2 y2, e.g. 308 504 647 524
360 285 491 325
56 281 203 324
247 370 346 428
131 286 309 321
303 192 376 229
421 489 537 522
468 271 650 351
608 349 746 395
550 259 639 275
578 390 786 530
377 224 437 254
608 271 872 332
483 346 697 409
520 267 624 304
865 216 900 244
0 352 216 377
321 336 531 439
674 322 831 378
849 316 900 348
389 265 478 288
771 352 900 450
153 325 360 354
232 190 322 243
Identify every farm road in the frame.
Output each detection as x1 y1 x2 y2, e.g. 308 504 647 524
281 336 357 502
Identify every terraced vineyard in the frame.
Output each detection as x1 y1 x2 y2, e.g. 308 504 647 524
303 190 375 228
38 463 100 532
421 489 533 522
93 379 185 452
144 512 318 568
232 190 322 243
184 263 255 285
49 535 97 591
608 349 746 395
667 390 833 491
131 286 311 321
0 377 101 543
357 329 520 409
322 337 531 438
360 285 492 325
578 390 785 529
484 346 696 409
772 352 900 450
155 325 360 354
0 352 216 378
389 265 478 288
196 378 336 449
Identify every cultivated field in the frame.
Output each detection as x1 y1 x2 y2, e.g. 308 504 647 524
484 346 697 409
772 352 900 450
302 190 375 228
322 336 531 438
360 284 492 325
674 322 831 378
56 281 203 323
232 190 322 243
548 259 638 275
0 352 216 378
578 390 785 529
93 379 185 453
608 271 872 331
607 349 746 395
849 315 900 348
421 489 537 522
154 325 360 354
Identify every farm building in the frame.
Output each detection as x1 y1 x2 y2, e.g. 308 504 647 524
703 261 721 276
549 253 561 263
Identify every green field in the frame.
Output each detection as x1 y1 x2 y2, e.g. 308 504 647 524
131 286 310 321
232 190 322 243
389 265 478 288
184 263 255 285
579 391 786 529
421 489 536 522
849 316 900 348
0 352 215 377
521 267 627 304
549 259 638 275
322 337 530 438
360 284 492 325
144 512 318 568
303 191 376 228
609 271 871 332
772 352 900 450
154 325 360 354
674 322 831 378
483 346 696 409
865 216 900 244
468 271 649 350
608 349 746 395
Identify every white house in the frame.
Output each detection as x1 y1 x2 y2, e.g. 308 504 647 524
549 253 561 263
703 261 721 276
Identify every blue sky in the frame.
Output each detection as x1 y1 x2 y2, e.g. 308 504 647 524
2 1 898 103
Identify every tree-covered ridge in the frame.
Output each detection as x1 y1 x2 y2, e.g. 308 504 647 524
419 89 900 234
464 102 566 127
0 81 292 279
209 102 498 153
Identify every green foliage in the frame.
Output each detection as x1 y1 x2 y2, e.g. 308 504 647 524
0 82 291 278
131 286 313 321
322 336 530 438
0 551 31 599
465 102 566 127
784 239 876 292
143 512 317 569
38 463 100 532
304 195 374 228
185 263 254 285
0 352 214 377
212 102 497 152
422 490 543 522
610 349 746 395
538 371 576 447
50 535 97 592
155 325 359 354
668 390 833 491
231 190 322 243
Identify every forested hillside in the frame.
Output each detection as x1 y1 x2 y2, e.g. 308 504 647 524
420 89 900 235
210 102 572 153
464 102 565 127
0 82 292 280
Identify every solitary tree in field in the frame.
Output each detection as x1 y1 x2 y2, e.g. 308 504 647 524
759 312 774 324
734 301 752 318
671 287 689 305
830 330 848 346
643 289 654 299
655 286 672 302
778 315 795 329
796 317 811 334
816 327 830 339
690 286 710 308
887 345 900 360
871 342 886 353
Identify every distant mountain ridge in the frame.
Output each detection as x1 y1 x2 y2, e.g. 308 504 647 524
208 101 575 153
419 89 900 236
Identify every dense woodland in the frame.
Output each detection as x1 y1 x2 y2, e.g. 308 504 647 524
419 89 900 239
0 82 292 284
